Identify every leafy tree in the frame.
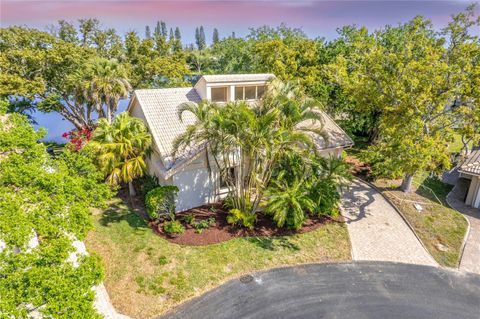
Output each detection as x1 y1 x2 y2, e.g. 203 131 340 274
89 112 152 196
0 109 112 318
212 28 219 44
173 27 182 52
211 37 253 73
330 17 458 191
78 18 99 47
57 20 78 43
195 26 206 50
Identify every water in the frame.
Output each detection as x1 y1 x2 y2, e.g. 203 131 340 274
33 99 130 143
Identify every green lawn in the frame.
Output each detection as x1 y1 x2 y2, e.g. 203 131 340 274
86 198 351 318
375 178 468 268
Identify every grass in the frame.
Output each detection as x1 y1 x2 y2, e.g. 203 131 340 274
86 198 351 318
374 177 468 268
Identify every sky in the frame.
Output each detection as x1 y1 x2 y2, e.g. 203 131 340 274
1 0 479 141
1 1 479 44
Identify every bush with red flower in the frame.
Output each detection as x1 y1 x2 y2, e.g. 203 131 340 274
62 127 93 151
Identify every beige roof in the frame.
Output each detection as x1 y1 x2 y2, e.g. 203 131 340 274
299 112 354 150
131 88 202 174
200 73 275 83
459 150 480 176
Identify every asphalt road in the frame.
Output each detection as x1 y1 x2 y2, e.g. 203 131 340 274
162 262 480 319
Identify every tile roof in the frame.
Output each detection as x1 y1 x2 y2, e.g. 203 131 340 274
459 150 480 176
132 88 202 174
200 73 275 83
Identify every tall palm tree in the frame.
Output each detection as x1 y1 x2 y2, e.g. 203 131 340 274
90 112 152 196
86 58 131 123
173 79 328 218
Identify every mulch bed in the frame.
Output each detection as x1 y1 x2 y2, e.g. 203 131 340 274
117 187 344 246
345 155 373 181
149 203 343 246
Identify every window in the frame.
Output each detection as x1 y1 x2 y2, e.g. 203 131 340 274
245 86 256 99
211 87 227 102
234 85 266 100
220 167 236 188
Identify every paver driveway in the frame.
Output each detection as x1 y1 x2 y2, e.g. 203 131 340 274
340 179 437 266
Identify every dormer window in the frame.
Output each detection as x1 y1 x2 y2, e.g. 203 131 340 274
211 87 228 102
235 85 266 101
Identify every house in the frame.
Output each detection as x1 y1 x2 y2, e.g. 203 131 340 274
458 150 480 208
127 74 354 212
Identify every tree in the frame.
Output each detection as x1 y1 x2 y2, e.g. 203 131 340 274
199 26 206 49
161 21 168 38
78 18 99 47
330 17 457 191
85 57 131 123
89 112 152 196
174 79 327 218
212 28 219 44
0 109 112 318
57 20 77 43
173 27 182 52
145 25 151 39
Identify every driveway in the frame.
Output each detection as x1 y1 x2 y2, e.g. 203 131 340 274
340 179 436 266
447 177 480 274
162 262 480 319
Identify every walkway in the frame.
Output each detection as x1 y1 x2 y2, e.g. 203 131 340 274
340 179 437 266
447 178 480 274
162 262 480 319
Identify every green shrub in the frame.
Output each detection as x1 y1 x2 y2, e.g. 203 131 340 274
163 220 185 235
183 214 195 225
145 185 179 221
193 217 216 234
134 174 159 200
227 209 256 230
310 178 340 216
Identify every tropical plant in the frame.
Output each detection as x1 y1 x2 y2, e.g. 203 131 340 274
163 220 185 235
226 208 256 230
84 57 131 123
145 186 179 221
173 79 327 226
89 112 152 196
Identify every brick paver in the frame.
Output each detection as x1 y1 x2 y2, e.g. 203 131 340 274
340 179 437 266
447 178 480 275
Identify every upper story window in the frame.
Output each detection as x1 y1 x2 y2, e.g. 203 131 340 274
211 87 228 102
235 85 266 101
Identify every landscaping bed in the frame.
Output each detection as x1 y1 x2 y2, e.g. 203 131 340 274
86 197 351 318
151 203 342 246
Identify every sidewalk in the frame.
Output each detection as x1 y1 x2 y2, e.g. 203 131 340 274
340 179 437 266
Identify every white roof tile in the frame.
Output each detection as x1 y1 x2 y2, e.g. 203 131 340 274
459 150 480 176
200 73 275 83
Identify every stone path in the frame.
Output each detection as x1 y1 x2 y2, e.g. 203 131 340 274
447 178 480 275
340 179 437 266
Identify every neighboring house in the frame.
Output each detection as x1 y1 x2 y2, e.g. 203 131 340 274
128 74 353 212
459 149 480 208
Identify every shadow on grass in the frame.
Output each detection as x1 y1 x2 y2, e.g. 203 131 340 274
247 236 301 251
99 203 149 230
416 176 453 206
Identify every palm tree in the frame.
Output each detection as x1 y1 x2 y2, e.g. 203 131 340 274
173 79 328 219
90 112 152 196
86 58 131 123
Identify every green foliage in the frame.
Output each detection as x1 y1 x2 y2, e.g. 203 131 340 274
0 112 112 317
134 174 160 200
145 186 179 221
226 209 256 230
89 112 152 193
193 217 216 234
182 214 195 225
163 220 185 235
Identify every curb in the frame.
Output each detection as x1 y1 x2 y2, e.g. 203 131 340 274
445 187 471 270
354 178 438 266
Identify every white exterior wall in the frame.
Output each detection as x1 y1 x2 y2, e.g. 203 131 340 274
172 159 217 212
318 147 343 159
465 175 480 208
